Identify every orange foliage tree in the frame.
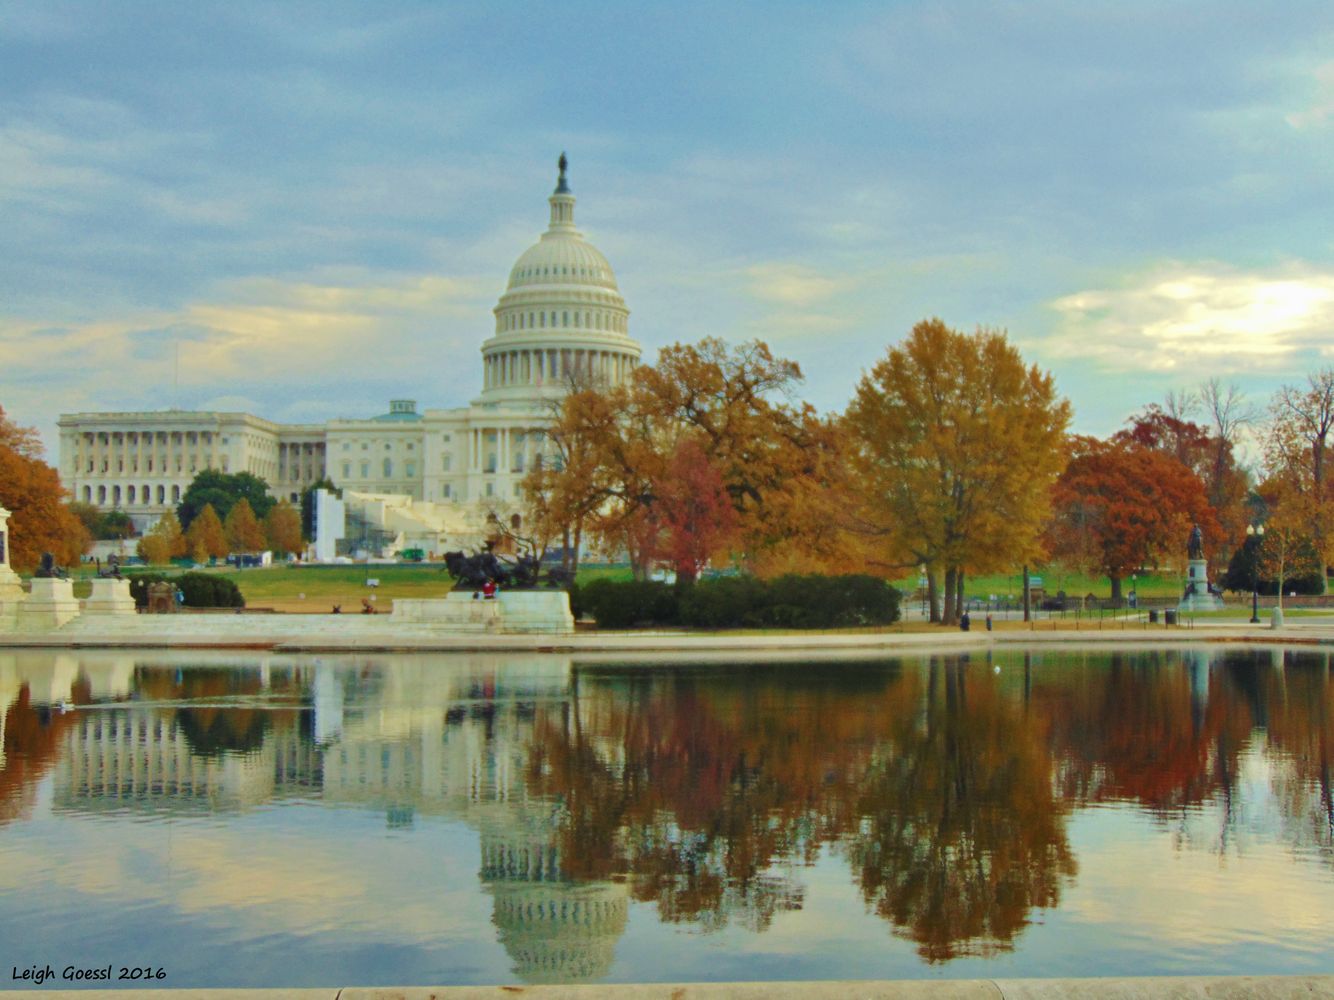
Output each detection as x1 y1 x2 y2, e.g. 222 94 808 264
846 320 1070 624
184 503 228 562
0 406 90 571
1046 437 1220 600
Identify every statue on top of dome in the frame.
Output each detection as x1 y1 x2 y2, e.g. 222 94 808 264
555 152 570 194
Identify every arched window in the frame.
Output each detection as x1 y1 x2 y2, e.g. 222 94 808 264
128 485 136 504
112 485 121 505
157 485 165 504
83 486 92 503
171 485 181 502
97 485 106 504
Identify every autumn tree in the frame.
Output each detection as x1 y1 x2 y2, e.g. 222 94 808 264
845 320 1071 624
223 497 266 552
0 407 90 570
1268 368 1334 592
1118 389 1250 562
264 501 303 556
137 511 186 565
526 338 853 580
1046 437 1220 600
184 503 228 562
651 437 738 583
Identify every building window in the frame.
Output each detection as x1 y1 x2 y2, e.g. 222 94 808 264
97 486 106 505
171 485 181 502
406 442 414 451
362 443 368 450
128 486 136 504
405 462 415 477
383 458 393 477
442 455 451 472
485 482 494 497
360 462 369 478
343 443 350 451
385 443 391 451
442 484 451 498
83 486 92 503
342 463 351 479
157 486 165 504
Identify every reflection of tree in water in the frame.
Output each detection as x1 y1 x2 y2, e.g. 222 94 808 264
844 656 1076 962
1257 651 1334 858
528 660 1075 956
1 678 90 824
135 666 293 758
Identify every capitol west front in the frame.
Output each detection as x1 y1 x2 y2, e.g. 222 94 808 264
56 160 641 546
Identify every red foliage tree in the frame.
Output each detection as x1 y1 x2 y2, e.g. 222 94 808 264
651 437 738 583
1046 437 1221 599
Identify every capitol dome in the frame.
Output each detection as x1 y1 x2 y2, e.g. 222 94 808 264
479 155 640 407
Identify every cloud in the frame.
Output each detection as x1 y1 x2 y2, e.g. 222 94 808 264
1042 262 1334 373
1285 61 1334 130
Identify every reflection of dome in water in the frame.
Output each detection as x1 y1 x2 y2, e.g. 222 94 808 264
479 817 629 984
489 880 629 984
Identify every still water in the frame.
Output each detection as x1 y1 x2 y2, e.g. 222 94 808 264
1 646 1332 988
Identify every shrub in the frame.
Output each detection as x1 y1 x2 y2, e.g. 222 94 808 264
580 579 678 629
584 573 900 630
177 572 245 609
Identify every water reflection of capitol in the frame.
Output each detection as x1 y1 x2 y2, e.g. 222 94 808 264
0 652 627 985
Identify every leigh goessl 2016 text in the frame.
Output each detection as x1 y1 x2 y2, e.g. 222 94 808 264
12 964 167 985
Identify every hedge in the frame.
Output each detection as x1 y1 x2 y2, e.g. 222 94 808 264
580 574 900 630
126 571 245 609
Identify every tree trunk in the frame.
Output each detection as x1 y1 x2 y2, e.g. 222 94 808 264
955 568 965 619
571 523 583 577
1022 564 1031 622
927 569 941 624
942 566 957 625
1109 575 1122 602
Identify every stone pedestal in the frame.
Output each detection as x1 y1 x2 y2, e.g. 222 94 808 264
0 506 24 626
19 577 81 630
1178 557 1225 612
82 577 136 616
392 590 573 633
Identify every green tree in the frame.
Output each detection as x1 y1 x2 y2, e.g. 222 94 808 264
178 470 274 531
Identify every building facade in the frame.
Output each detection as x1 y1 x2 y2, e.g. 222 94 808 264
57 157 641 531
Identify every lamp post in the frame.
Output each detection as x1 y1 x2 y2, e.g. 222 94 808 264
1246 522 1265 624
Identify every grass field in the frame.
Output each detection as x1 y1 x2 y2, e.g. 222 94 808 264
50 561 1228 612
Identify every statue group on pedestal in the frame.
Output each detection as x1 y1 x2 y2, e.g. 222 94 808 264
443 547 573 591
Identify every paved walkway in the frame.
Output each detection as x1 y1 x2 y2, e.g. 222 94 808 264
2 611 1332 654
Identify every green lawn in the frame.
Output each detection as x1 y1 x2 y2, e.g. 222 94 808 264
892 568 1187 601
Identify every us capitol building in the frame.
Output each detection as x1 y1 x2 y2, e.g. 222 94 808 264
57 157 642 540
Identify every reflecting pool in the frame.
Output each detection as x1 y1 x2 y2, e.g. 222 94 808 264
1 646 1332 987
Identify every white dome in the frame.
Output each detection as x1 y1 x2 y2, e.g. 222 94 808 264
477 155 640 406
506 237 619 292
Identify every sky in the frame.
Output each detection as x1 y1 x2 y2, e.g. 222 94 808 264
3 1 1334 457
